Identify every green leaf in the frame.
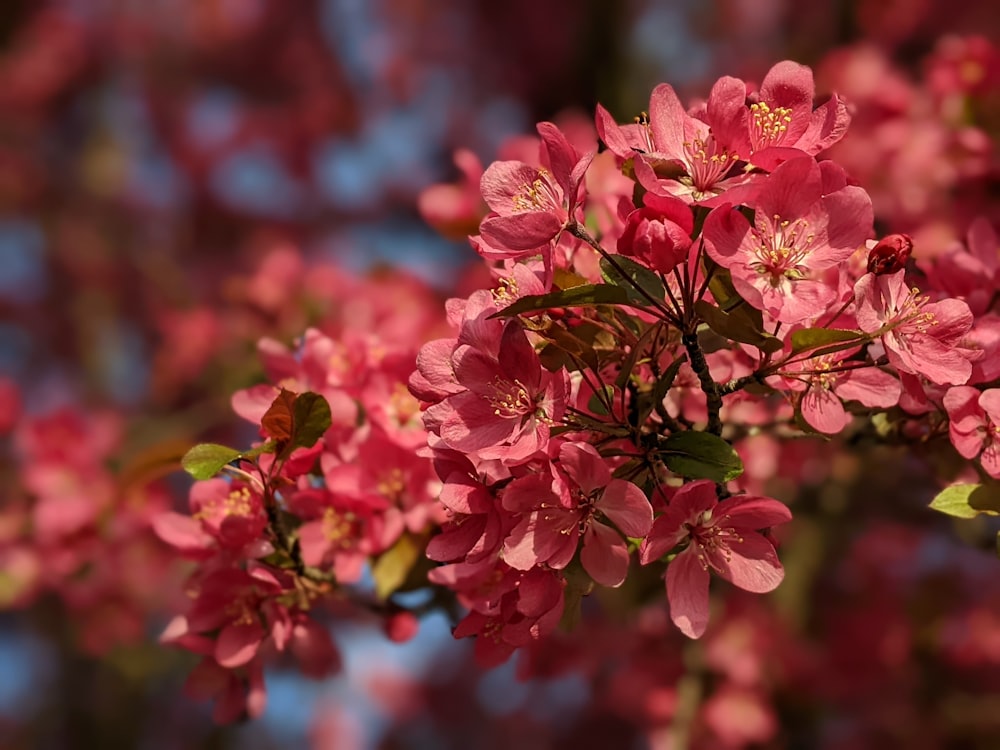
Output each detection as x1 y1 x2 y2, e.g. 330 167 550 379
181 443 242 480
790 327 863 355
493 284 635 318
969 483 1000 515
599 256 666 304
372 534 422 600
637 355 687 425
929 484 1000 519
290 392 332 451
694 300 783 353
706 266 742 312
657 431 744 483
587 384 616 416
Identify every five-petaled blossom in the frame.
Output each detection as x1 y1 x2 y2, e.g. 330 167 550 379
703 157 873 324
855 270 976 386
502 442 653 587
640 480 792 639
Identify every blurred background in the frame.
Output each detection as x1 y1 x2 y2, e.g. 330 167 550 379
0 1 999 748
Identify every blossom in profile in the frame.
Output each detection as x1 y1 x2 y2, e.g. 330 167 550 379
478 122 593 257
640 480 791 638
708 60 851 170
855 270 976 386
943 386 1000 477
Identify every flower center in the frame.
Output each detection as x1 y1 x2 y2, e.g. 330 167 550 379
749 101 793 151
322 507 358 548
686 511 743 571
512 168 561 213
751 214 816 286
489 377 536 418
682 135 737 193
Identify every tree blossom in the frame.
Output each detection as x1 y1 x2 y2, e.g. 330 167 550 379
640 480 791 638
943 387 1000 477
478 122 593 257
855 270 976 385
775 347 901 434
708 60 851 170
425 321 567 463
502 442 652 587
596 83 753 204
616 194 694 274
703 157 873 323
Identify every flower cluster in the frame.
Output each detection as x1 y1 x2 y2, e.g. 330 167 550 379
163 58 1000 724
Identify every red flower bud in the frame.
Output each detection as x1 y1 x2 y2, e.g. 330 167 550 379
866 233 913 275
384 611 420 643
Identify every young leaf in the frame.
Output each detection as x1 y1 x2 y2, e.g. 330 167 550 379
372 533 422 600
181 443 242 481
261 388 297 442
493 284 635 318
599 256 666 304
694 300 783 353
290 392 332 451
928 484 1000 519
790 327 863 355
657 431 743 483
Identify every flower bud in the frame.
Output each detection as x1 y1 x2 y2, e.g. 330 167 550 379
617 196 693 274
866 233 913 275
384 611 420 643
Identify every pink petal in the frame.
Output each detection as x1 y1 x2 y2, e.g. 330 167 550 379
480 213 561 253
801 387 851 434
480 161 538 212
666 549 712 639
598 479 653 537
702 204 752 268
713 532 784 593
581 522 630 587
649 83 687 157
215 621 265 668
537 121 577 191
595 104 636 158
836 367 901 408
558 442 611 495
751 157 821 222
718 495 792 529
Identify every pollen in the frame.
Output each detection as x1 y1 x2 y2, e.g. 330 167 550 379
488 377 535 418
682 135 737 194
751 214 816 286
322 507 357 548
511 168 560 213
749 101 793 151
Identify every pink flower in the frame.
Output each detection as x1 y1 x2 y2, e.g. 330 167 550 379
501 443 652 587
478 122 592 256
639 480 791 639
931 217 1000 316
775 347 901 434
708 60 851 170
703 157 873 324
855 270 975 386
417 148 486 240
596 84 752 204
433 321 566 463
943 387 1000 477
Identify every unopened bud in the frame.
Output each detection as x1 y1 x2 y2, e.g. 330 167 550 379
867 233 913 275
384 611 420 643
